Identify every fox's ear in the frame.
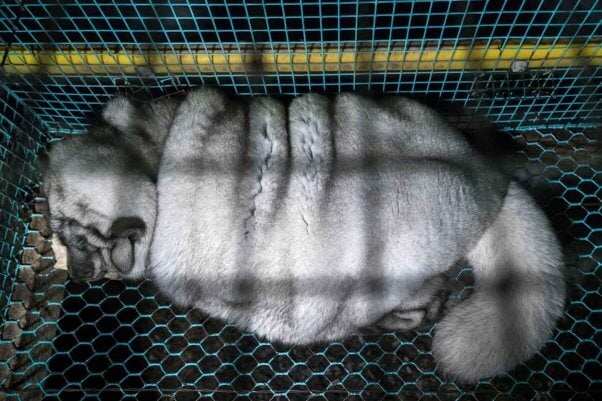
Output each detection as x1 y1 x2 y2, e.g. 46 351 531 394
38 146 51 171
102 95 136 132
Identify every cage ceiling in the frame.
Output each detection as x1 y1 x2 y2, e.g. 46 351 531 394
1 0 601 134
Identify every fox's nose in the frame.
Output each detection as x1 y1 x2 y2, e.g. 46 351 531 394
68 262 95 281
67 248 104 282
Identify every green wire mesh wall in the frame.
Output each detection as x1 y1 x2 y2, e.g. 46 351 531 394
0 86 49 312
0 86 56 397
0 0 601 400
0 0 601 133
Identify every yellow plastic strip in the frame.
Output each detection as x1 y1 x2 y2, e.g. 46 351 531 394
3 42 601 75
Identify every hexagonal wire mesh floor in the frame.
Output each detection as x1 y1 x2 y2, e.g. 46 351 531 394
0 93 599 400
35 128 599 401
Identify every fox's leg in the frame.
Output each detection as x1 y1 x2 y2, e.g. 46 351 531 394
375 309 426 331
361 275 449 333
424 287 449 322
375 286 449 331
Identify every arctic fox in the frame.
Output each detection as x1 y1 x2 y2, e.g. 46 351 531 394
43 88 565 382
41 95 181 281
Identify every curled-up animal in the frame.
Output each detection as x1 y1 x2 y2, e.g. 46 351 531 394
43 87 566 382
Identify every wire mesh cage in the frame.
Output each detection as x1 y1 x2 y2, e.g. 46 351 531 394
0 1 600 400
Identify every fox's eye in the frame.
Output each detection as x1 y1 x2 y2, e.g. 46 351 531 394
73 235 88 248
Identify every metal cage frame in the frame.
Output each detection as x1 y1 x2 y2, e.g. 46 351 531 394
0 1 600 400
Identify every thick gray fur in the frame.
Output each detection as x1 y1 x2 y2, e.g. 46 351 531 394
41 95 180 280
43 87 566 383
152 88 565 382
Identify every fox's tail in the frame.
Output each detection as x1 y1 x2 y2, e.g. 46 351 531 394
433 181 566 382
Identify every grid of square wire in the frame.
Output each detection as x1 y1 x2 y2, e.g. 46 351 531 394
1 0 601 133
0 85 52 396
0 85 49 315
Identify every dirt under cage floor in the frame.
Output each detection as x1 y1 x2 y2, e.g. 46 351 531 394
2 128 601 401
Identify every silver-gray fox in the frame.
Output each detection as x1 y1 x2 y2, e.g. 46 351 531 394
42 87 566 382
